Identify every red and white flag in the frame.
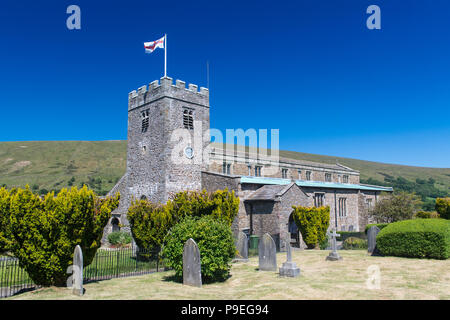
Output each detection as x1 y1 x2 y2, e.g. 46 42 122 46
144 36 165 53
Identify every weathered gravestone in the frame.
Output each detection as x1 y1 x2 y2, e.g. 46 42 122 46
72 245 84 296
367 226 381 256
279 243 300 277
234 232 249 262
258 233 277 271
183 238 202 288
326 229 342 261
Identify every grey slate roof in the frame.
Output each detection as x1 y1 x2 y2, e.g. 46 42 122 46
245 182 296 201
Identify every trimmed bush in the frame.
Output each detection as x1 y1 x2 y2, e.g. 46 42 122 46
292 206 330 249
128 189 239 251
342 237 368 250
413 211 440 219
365 223 389 234
161 215 235 283
107 231 132 247
376 219 450 259
0 185 120 286
435 198 450 220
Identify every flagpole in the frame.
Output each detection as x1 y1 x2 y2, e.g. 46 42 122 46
164 34 167 78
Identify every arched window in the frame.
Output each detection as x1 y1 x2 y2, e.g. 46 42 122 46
183 109 194 130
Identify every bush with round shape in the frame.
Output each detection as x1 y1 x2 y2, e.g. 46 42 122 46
292 206 330 249
376 218 450 259
0 185 119 286
161 215 235 283
342 237 368 250
107 231 132 247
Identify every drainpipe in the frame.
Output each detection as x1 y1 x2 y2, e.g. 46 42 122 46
249 203 253 235
334 190 338 229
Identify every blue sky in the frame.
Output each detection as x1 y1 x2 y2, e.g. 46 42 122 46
0 0 449 168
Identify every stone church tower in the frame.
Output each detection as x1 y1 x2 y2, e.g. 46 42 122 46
124 76 210 205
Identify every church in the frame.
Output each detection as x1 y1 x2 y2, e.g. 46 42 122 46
104 76 392 250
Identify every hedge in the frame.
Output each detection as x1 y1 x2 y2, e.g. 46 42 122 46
376 219 450 259
292 206 330 249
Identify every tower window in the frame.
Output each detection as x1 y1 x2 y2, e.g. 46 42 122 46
325 173 332 182
183 109 194 130
141 109 149 133
282 168 288 179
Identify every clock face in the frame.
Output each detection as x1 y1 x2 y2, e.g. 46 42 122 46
184 146 194 159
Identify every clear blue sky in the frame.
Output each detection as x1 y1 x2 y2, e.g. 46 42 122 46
0 0 449 168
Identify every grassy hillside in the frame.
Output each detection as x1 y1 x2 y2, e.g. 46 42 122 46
0 141 449 207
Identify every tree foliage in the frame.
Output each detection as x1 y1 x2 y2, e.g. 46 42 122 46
369 191 422 223
127 189 239 251
0 185 119 286
291 206 330 249
435 197 450 220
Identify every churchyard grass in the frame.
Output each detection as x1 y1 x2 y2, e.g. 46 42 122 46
7 249 450 300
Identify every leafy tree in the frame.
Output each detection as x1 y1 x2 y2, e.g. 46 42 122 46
369 191 422 223
0 185 119 286
435 197 450 219
291 206 330 249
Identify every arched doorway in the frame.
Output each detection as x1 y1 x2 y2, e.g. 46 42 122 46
288 213 300 248
111 217 120 232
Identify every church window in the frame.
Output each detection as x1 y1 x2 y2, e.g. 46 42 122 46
343 175 349 183
222 162 231 174
142 145 147 155
183 109 194 130
325 173 332 182
366 198 373 209
338 198 347 217
306 171 311 181
255 165 262 177
282 168 288 179
298 170 302 179
248 165 252 176
314 193 325 207
141 109 149 133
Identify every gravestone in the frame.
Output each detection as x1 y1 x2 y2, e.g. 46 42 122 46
234 232 249 262
72 245 84 296
183 238 202 288
367 226 381 256
258 233 277 271
326 229 342 261
279 244 300 277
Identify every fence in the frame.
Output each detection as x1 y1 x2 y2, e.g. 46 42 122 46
0 245 164 298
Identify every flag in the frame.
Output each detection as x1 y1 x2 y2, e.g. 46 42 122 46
144 36 165 53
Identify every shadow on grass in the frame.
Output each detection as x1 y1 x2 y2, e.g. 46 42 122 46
162 273 232 284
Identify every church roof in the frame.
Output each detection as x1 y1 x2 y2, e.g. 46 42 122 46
240 176 393 192
244 182 297 201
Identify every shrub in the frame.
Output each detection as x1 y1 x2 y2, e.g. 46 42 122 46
292 206 330 249
161 215 235 283
107 231 132 247
128 189 239 251
0 185 120 286
369 191 422 223
342 237 368 250
435 198 450 220
413 211 440 219
365 223 389 234
376 219 450 259
337 231 366 241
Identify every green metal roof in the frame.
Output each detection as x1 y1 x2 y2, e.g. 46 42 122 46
240 176 393 192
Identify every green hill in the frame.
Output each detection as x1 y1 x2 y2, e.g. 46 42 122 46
0 141 449 209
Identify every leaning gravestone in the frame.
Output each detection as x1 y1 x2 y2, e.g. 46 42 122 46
279 244 300 277
367 226 381 256
183 238 202 288
234 232 249 262
326 229 342 261
72 245 84 296
258 233 277 271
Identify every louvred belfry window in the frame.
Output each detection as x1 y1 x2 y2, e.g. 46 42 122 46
183 109 194 130
141 109 149 133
